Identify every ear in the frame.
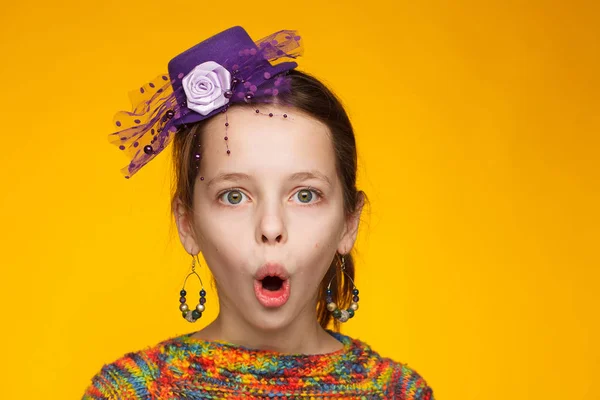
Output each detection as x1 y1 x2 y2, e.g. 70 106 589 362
173 197 202 255
337 191 365 255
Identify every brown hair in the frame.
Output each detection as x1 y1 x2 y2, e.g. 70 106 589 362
170 69 368 330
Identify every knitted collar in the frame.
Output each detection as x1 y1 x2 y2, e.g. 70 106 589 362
161 329 373 379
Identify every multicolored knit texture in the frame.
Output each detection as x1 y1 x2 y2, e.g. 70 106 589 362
82 330 434 399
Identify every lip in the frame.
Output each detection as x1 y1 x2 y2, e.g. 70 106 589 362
254 262 290 281
253 262 291 308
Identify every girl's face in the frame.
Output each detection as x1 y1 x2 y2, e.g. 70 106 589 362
175 105 362 331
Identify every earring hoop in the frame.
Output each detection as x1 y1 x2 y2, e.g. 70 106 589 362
178 253 207 323
326 253 360 323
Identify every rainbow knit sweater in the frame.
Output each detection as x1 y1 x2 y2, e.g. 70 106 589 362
82 330 434 399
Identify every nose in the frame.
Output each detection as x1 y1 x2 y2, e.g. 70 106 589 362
257 212 287 245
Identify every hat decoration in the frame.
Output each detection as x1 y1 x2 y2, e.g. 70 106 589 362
108 27 303 178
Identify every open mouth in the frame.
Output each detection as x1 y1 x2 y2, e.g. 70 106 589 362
261 275 284 291
253 264 291 308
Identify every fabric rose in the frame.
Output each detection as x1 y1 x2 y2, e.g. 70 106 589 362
182 61 232 115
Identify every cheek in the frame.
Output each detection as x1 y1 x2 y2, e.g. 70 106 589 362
292 211 344 266
192 214 252 278
297 200 345 239
192 201 251 249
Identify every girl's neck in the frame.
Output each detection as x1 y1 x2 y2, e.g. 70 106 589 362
190 309 343 355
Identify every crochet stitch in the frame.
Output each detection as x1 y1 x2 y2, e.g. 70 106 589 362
82 330 434 399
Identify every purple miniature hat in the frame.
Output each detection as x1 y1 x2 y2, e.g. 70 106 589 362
109 26 303 178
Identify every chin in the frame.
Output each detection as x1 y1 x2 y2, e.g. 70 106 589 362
244 305 300 332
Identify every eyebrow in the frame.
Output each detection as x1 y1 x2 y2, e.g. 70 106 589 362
206 170 333 189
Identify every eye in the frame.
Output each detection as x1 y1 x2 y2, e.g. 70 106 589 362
217 187 322 207
219 189 246 205
293 188 321 205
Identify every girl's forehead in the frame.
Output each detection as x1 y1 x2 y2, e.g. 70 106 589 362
200 106 336 175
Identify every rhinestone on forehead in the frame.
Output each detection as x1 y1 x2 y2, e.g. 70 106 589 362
194 106 293 181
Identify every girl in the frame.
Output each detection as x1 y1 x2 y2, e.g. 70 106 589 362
83 26 434 399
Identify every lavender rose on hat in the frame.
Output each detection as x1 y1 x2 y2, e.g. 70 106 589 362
181 61 232 116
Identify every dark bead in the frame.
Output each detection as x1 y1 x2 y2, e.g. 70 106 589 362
353 295 359 302
255 109 260 113
182 311 188 319
224 136 228 140
283 114 288 118
166 110 175 119
192 310 201 319
180 289 187 296
232 78 240 86
200 289 206 297
269 113 273 117
143 145 153 155
226 150 231 154
179 296 186 303
233 69 239 75
224 90 233 99
327 289 332 295
245 92 254 99
326 296 333 304
352 288 359 295
348 309 355 318
225 122 229 127
194 153 201 160
200 297 206 304
332 309 342 318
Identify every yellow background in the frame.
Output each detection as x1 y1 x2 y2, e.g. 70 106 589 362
0 0 598 398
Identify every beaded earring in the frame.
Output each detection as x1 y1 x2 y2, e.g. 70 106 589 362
178 254 207 323
326 253 360 323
